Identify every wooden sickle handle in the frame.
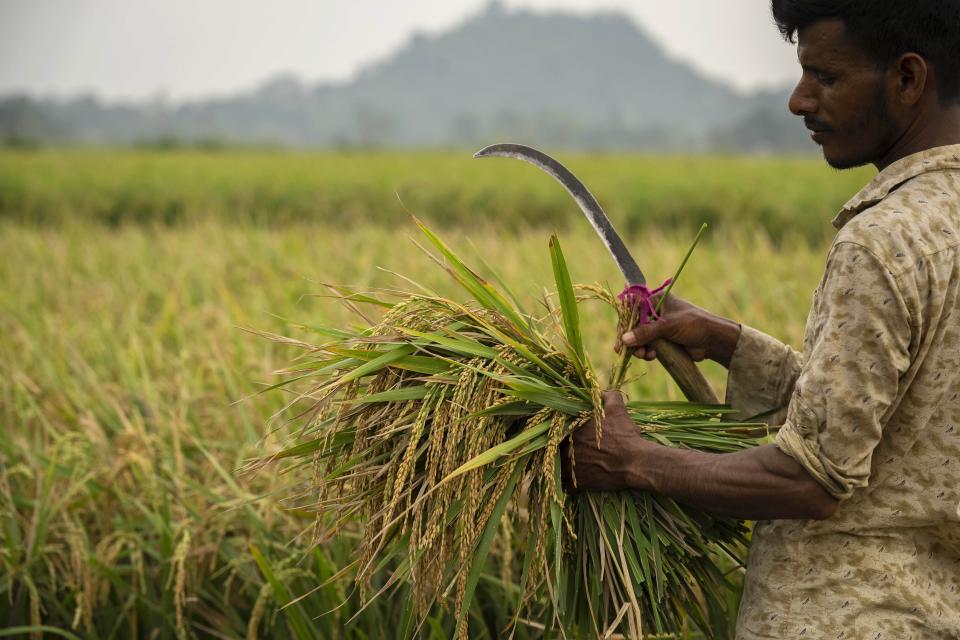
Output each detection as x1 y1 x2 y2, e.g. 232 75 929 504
651 337 719 404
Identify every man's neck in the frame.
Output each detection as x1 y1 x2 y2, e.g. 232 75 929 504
875 105 960 171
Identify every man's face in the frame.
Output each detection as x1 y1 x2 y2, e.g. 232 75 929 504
789 19 899 169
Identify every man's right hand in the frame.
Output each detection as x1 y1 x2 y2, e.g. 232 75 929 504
619 294 742 368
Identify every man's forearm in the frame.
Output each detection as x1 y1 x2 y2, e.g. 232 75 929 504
624 441 839 521
704 316 741 368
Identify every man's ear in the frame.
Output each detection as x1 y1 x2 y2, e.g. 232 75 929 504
894 52 930 106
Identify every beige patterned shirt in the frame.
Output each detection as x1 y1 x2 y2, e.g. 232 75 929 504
728 145 960 639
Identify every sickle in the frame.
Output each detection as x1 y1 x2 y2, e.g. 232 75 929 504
474 143 718 404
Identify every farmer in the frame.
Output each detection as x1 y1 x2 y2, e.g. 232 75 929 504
568 1 960 637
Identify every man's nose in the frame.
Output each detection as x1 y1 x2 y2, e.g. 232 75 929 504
788 80 818 116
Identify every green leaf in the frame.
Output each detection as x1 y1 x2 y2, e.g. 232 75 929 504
347 385 433 404
467 368 590 414
501 388 588 415
337 344 415 383
332 346 461 375
654 222 708 315
444 421 551 480
399 326 499 359
413 216 530 332
549 235 585 365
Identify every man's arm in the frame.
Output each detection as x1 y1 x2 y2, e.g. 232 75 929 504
634 443 839 520
569 391 839 521
574 242 912 515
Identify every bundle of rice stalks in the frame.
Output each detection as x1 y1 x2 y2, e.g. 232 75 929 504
264 220 763 639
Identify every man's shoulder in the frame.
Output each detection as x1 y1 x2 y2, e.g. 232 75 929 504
835 169 960 277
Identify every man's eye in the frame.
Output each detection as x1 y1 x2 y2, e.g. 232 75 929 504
816 71 837 86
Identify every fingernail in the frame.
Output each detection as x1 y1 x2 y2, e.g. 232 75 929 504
621 332 635 346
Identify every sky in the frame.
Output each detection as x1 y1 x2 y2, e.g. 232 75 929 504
0 0 800 103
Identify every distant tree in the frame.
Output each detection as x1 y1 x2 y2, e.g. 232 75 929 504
0 96 67 144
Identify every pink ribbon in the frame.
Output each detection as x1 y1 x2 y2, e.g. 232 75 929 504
617 278 672 324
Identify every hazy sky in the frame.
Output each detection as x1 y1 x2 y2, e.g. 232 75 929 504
0 0 800 102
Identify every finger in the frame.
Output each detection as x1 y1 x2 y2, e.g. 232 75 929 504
621 320 665 349
632 347 657 361
601 390 627 417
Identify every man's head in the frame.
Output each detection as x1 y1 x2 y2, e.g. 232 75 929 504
771 0 960 169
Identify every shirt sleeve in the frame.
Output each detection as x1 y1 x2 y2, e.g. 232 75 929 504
774 241 912 500
724 325 803 423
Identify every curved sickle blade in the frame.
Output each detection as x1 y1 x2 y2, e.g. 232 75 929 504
474 143 720 404
474 143 646 285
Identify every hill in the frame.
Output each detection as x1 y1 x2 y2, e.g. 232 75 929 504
0 3 808 151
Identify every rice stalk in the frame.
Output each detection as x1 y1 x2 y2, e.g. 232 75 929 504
265 221 764 638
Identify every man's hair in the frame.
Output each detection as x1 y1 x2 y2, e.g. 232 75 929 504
771 0 960 104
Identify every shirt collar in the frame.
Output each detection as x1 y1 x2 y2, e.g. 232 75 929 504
832 144 960 230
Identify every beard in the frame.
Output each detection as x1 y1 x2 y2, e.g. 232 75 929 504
824 82 899 170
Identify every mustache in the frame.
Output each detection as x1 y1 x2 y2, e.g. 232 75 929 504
803 117 832 132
